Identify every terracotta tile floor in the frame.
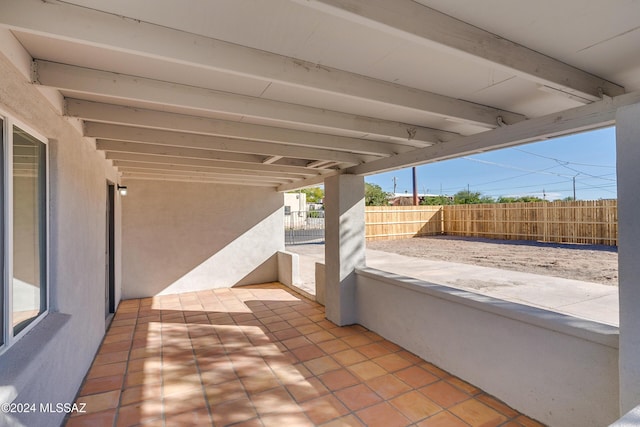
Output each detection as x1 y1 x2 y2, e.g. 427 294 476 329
65 283 545 427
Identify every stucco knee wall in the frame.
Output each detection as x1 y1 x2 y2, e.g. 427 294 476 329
277 251 300 288
355 267 619 427
121 180 284 298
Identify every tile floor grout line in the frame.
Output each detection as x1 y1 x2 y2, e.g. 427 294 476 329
192 292 223 426
158 300 169 427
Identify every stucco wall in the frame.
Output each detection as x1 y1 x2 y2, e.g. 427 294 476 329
0 36 122 427
355 267 620 427
121 179 284 298
616 103 640 414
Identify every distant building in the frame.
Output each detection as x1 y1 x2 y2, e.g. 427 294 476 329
284 192 306 215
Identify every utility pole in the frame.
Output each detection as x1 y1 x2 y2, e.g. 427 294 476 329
392 176 398 194
573 175 577 200
412 167 418 206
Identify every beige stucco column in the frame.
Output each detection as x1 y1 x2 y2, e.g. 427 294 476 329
616 102 640 414
324 174 366 326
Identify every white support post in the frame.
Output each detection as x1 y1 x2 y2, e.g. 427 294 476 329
324 174 366 325
616 102 640 414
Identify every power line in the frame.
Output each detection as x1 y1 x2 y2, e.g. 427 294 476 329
472 179 570 193
449 175 617 195
421 144 618 198
457 154 616 200
468 165 564 187
555 162 616 182
475 172 616 192
464 156 616 182
513 148 615 168
461 157 574 178
573 180 618 194
439 174 617 195
511 147 616 183
482 182 617 196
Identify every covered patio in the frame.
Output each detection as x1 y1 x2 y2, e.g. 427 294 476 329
65 283 538 427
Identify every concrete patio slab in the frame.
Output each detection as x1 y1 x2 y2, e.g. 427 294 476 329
287 244 619 326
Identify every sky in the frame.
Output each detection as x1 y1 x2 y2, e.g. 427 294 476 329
365 126 617 201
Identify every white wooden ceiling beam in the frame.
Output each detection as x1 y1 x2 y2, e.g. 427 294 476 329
98 140 314 169
348 91 640 175
1 0 523 127
67 99 453 147
98 140 271 164
294 0 625 102
106 152 329 176
36 61 418 155
69 104 448 150
70 98 440 153
121 171 288 184
262 156 283 165
122 174 281 187
88 123 372 164
112 161 309 180
102 142 311 168
87 122 376 162
320 162 341 169
307 160 331 168
118 168 291 182
278 173 340 192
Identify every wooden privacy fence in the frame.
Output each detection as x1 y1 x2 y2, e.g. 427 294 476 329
365 200 618 245
365 206 444 241
443 200 618 245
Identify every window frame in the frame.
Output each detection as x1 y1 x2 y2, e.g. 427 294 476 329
0 112 50 354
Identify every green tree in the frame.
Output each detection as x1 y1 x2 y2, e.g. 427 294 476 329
453 189 492 204
497 195 546 203
517 195 545 203
479 195 495 204
421 195 453 206
365 183 391 206
300 187 324 203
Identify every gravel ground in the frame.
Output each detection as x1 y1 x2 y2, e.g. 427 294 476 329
367 235 619 286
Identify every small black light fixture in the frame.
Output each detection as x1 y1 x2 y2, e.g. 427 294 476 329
117 184 128 196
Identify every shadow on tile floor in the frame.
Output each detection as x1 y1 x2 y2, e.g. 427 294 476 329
64 283 544 427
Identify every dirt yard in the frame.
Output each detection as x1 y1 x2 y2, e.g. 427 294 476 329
367 235 619 286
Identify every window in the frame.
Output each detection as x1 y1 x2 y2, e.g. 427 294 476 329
1 116 48 351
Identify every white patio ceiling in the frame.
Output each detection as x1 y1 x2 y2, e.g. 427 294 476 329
1 0 639 190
